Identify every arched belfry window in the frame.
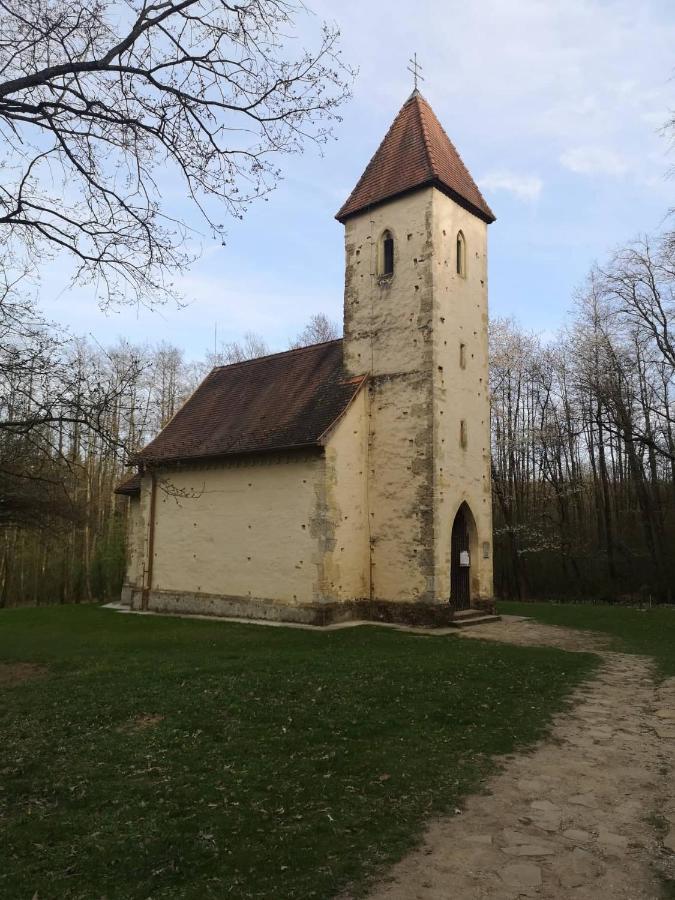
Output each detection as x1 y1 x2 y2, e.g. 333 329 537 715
456 231 466 277
378 229 394 278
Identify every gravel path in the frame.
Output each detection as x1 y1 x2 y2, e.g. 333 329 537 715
364 620 675 899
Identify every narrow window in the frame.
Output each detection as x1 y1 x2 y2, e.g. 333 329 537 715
460 419 468 449
456 231 466 277
459 342 466 369
379 229 394 277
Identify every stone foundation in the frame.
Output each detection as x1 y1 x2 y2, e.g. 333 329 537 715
472 596 497 616
128 588 479 628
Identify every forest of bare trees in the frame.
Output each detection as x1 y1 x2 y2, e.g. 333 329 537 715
491 230 675 603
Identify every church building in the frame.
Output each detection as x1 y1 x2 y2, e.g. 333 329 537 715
116 89 496 626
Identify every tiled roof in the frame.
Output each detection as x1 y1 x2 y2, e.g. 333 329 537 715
133 340 366 465
114 471 141 496
336 91 495 224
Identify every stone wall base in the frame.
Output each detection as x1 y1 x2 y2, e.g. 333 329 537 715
128 588 469 628
472 596 497 616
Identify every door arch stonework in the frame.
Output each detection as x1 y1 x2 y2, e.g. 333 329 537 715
450 501 478 610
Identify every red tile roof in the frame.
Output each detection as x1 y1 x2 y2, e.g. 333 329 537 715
336 91 495 224
132 340 366 465
114 471 141 496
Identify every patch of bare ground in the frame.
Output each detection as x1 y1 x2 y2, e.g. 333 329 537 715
460 614 613 653
362 620 675 900
0 662 47 687
116 713 165 733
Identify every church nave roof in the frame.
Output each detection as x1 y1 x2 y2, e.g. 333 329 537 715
132 340 366 465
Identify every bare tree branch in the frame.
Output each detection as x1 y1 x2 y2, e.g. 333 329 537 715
0 0 353 306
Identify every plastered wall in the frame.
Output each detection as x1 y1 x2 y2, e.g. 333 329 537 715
323 387 370 600
342 188 436 602
125 494 145 589
146 454 326 606
431 190 493 600
123 411 371 612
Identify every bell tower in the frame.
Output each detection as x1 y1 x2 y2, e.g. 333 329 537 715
336 90 495 611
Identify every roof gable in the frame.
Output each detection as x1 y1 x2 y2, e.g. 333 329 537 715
336 91 495 224
133 340 366 465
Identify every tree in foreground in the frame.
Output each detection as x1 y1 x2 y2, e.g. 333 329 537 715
0 0 352 306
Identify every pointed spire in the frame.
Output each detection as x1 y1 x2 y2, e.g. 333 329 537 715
336 93 495 224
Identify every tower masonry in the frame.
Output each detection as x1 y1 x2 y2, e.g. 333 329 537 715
337 89 495 610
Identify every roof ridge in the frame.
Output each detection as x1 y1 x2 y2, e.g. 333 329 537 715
212 338 343 372
336 104 407 219
429 105 494 217
414 93 438 177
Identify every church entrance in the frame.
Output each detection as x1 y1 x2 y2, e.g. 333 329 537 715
450 503 473 610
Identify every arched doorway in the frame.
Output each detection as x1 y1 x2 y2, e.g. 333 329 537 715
450 502 476 610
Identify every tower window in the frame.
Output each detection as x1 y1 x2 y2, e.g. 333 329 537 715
459 343 466 369
378 229 394 278
456 231 466 277
460 419 468 448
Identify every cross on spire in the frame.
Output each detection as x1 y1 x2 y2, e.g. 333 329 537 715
407 53 424 91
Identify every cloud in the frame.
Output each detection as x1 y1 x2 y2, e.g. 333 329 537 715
480 171 543 202
560 147 629 176
30 0 675 347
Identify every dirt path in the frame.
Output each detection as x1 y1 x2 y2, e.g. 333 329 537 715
364 620 675 899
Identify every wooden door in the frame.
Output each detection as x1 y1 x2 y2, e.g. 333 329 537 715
450 505 471 610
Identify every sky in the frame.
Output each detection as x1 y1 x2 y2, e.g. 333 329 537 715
40 0 675 358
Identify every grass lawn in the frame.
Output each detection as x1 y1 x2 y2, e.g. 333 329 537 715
498 600 675 678
0 606 597 900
